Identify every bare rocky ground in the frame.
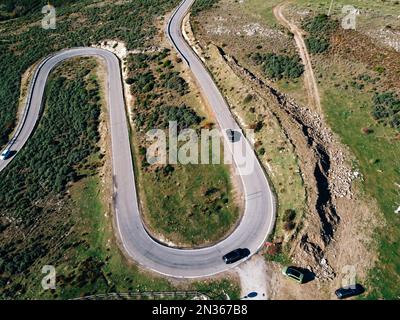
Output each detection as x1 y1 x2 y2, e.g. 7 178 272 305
186 2 380 299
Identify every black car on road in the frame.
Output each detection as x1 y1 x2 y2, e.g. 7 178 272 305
222 248 250 264
335 284 365 299
226 129 240 143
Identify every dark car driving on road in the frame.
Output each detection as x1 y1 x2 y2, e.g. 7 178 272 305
335 284 365 299
222 248 250 264
0 149 11 161
226 129 240 142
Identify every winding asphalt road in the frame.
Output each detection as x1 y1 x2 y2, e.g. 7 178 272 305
0 0 275 278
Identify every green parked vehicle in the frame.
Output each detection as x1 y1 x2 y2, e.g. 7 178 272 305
282 266 305 284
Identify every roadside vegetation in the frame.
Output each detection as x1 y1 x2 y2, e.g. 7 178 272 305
0 0 179 149
0 0 78 20
191 0 219 16
0 59 101 225
0 58 240 299
189 0 306 259
190 0 400 299
372 92 400 131
193 43 306 259
0 59 111 298
250 52 304 81
126 49 240 246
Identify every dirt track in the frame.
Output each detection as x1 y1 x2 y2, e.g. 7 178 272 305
273 3 322 113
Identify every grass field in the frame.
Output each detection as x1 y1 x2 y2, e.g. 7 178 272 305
126 49 240 246
321 81 400 299
141 162 239 246
242 0 283 27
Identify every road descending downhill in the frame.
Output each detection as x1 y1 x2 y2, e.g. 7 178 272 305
0 0 275 278
273 3 322 113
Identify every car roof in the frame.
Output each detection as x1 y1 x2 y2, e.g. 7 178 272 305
287 267 302 277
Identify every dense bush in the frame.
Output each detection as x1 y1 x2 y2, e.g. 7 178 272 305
1 241 47 274
0 0 81 21
0 61 103 286
243 94 253 104
305 36 330 54
0 62 101 219
282 209 296 232
127 53 152 70
302 14 338 54
372 92 400 130
283 221 296 231
283 209 296 222
140 104 202 130
161 72 189 95
263 53 304 80
130 72 156 93
258 147 266 156
127 50 200 132
250 52 304 80
250 52 265 65
191 0 218 16
302 14 338 35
